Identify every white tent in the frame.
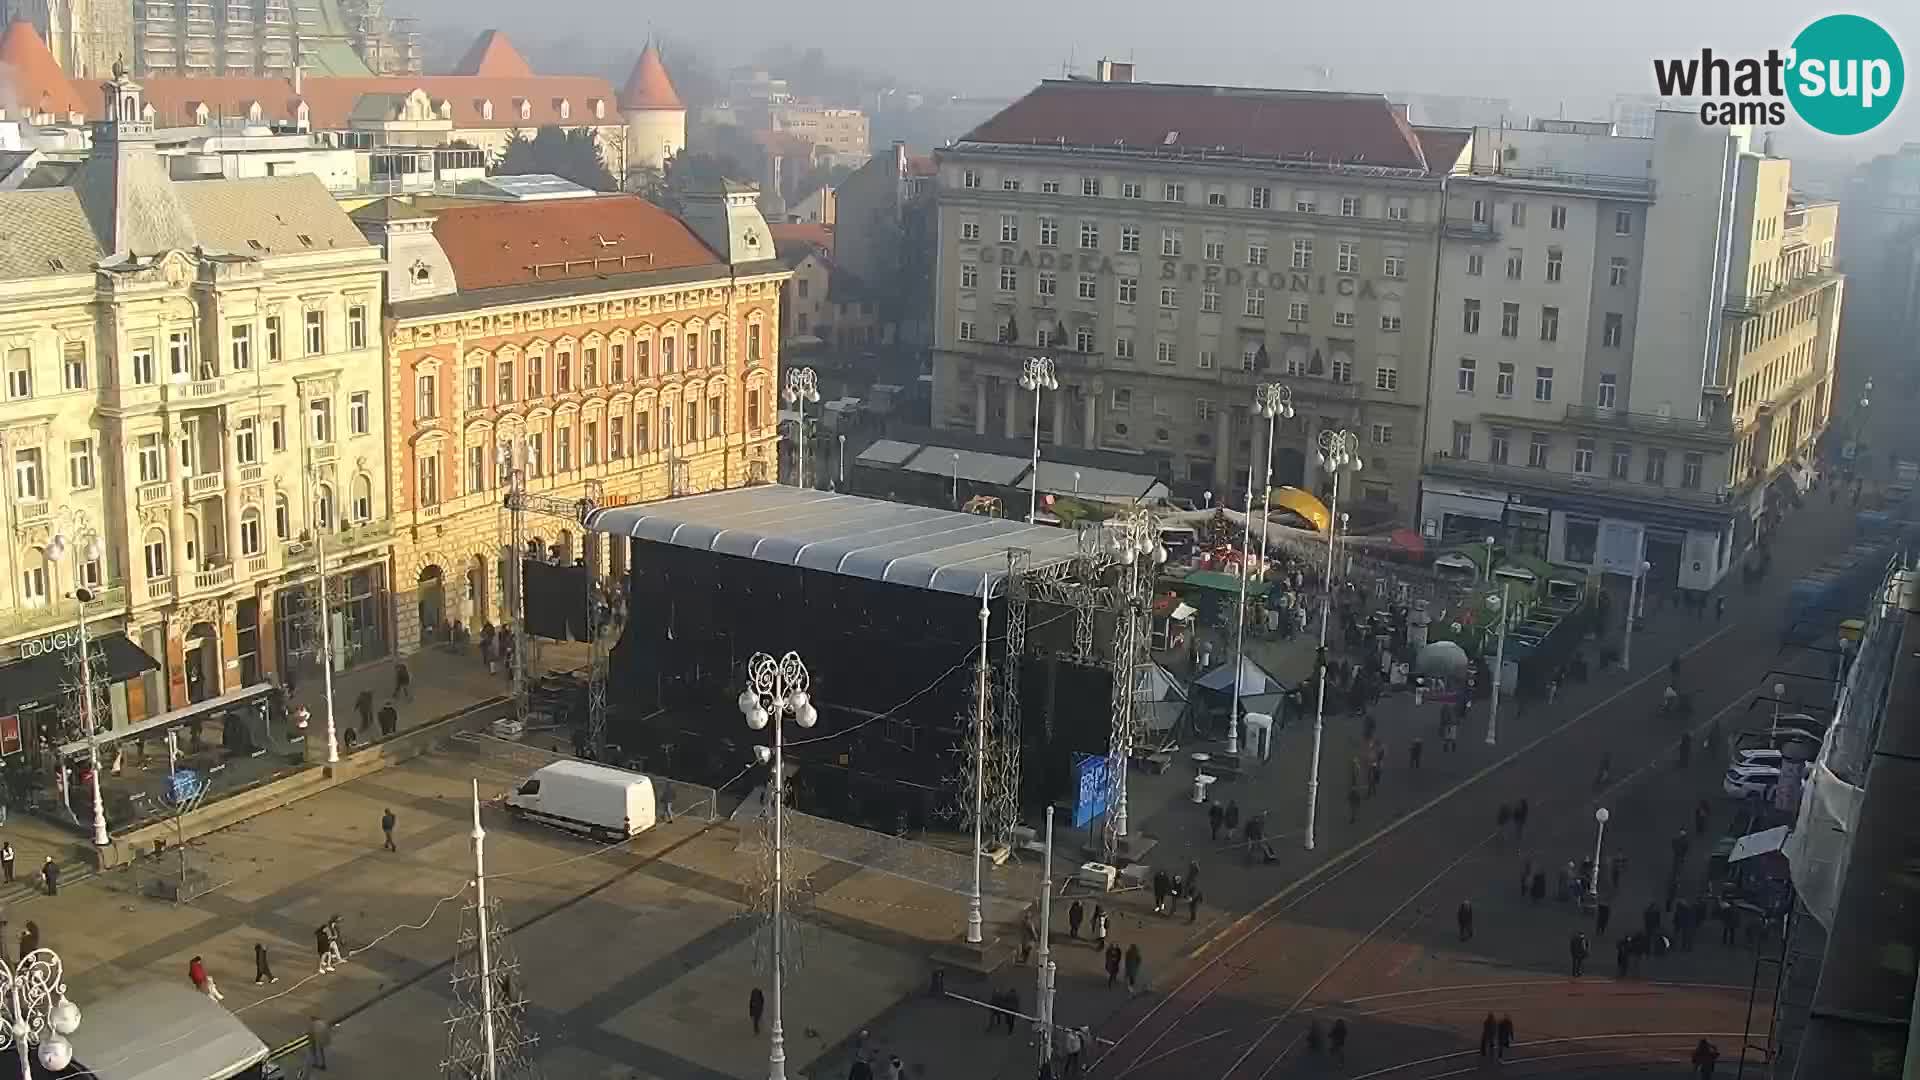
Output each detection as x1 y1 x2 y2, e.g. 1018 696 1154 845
1194 656 1289 722
1133 661 1190 733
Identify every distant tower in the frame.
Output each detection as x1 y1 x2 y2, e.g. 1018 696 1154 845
619 41 686 174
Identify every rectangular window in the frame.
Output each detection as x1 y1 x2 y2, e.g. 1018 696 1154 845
265 315 282 362
1000 214 1019 243
497 360 515 404
227 325 251 373
467 446 487 493
137 434 164 483
4 350 28 400
1291 239 1313 269
13 447 41 500
1077 275 1097 301
1079 221 1100 249
1245 287 1266 318
1037 270 1057 299
962 168 979 189
1370 423 1392 445
683 404 698 444
1614 209 1633 235
1081 176 1101 197
234 419 257 465
1038 217 1058 247
1496 362 1515 398
1462 299 1481 334
1540 306 1559 342
1534 366 1554 401
1288 300 1309 322
1075 329 1095 353
960 219 980 242
1383 255 1406 278
1295 192 1316 213
1120 225 1141 253
1204 239 1226 262
999 266 1018 292
1609 257 1630 287
348 304 368 350
1122 181 1142 199
1452 422 1472 458
585 346 600 385
1545 248 1563 282
611 415 627 457
66 439 93 490
1331 357 1353 383
1681 452 1704 490
556 349 574 390
1381 312 1402 332
166 331 191 378
1472 198 1489 224
1528 432 1550 468
585 420 600 464
1466 251 1484 276
610 342 625 382
1597 373 1618 408
415 374 436 420
1645 448 1667 484
1156 341 1177 366
957 321 977 342
303 309 324 355
1207 190 1226 207
1040 180 1060 194
1247 243 1269 267
1340 195 1360 217
1161 228 1183 257
1337 242 1358 274
1375 365 1398 391
1457 357 1477 392
635 413 650 453
1505 249 1524 280
1489 427 1510 464
270 409 285 453
1388 199 1409 221
465 366 484 409
1250 186 1272 209
308 398 333 443
1610 442 1631 479
1114 337 1135 361
1199 282 1221 312
1500 303 1520 338
1163 182 1185 202
1510 200 1527 226
1160 286 1179 309
418 454 441 505
1603 313 1624 348
1118 277 1138 304
131 344 155 386
1574 437 1595 474
1550 204 1567 229
1334 309 1355 328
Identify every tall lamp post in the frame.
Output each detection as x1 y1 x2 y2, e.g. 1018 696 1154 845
309 474 341 764
966 584 989 945
1252 384 1295 570
736 651 817 1080
1623 558 1649 672
0 948 81 1077
1019 356 1058 522
1485 580 1512 747
1303 429 1363 851
783 367 820 489
1226 434 1258 757
46 512 108 848
1589 807 1610 897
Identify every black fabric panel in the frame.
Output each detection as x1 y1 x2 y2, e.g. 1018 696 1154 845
522 560 590 641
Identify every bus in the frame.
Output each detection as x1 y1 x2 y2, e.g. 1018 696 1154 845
64 982 274 1080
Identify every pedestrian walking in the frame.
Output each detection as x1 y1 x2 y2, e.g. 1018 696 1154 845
1596 901 1612 937
1367 756 1382 797
1187 888 1202 924
1676 901 1697 951
1672 829 1693 875
1104 943 1122 989
1694 799 1710 837
1496 1015 1514 1061
1480 1013 1497 1057
1124 943 1143 993
1513 798 1529 840
1068 900 1084 940
254 942 277 984
1093 906 1109 948
1409 737 1423 769
395 661 413 701
18 921 37 958
747 985 765 1033
1329 1018 1348 1066
1224 800 1240 834
354 689 374 734
1443 717 1459 753
1152 870 1170 916
1347 783 1363 824
1693 1038 1721 1079
381 807 397 852
1718 900 1739 946
39 857 56 896
378 701 399 738
1208 801 1224 842
315 924 336 974
1615 935 1633 978
1569 931 1590 977
1059 1026 1084 1078
1 840 14 884
188 955 224 1002
1187 859 1200 893
326 915 347 966
308 1017 331 1071
1456 900 1474 942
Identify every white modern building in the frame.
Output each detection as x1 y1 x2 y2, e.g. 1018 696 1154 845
1421 111 1841 596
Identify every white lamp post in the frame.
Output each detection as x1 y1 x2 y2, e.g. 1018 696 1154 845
1019 356 1058 522
1485 581 1511 747
737 651 817 1080
1108 513 1167 836
46 514 109 848
951 452 961 507
1227 446 1257 757
1771 681 1786 738
1590 807 1610 897
1303 429 1363 851
783 367 820 489
1623 559 1649 672
1253 384 1295 573
0 948 81 1078
310 476 340 765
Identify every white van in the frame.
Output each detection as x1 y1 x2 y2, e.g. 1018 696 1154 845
505 760 658 841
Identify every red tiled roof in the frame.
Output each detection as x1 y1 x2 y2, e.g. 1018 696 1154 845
97 71 621 130
962 80 1429 171
1414 127 1472 172
451 30 534 78
619 43 683 111
905 155 937 178
0 22 82 117
428 195 722 292
769 222 832 252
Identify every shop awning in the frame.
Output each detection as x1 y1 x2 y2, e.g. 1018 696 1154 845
0 632 158 714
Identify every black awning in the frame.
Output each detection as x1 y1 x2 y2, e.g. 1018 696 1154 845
0 632 160 713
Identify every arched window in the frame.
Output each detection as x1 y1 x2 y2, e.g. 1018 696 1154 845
352 473 373 522
314 484 335 532
143 528 168 577
18 547 46 607
273 494 291 540
240 507 263 556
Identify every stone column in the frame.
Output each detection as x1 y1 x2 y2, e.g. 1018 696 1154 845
1082 387 1098 450
1052 390 1067 446
973 379 987 436
221 415 241 565
1213 405 1232 492
1004 379 1019 440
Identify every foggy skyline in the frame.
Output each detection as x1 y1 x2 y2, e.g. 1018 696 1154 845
410 0 1920 164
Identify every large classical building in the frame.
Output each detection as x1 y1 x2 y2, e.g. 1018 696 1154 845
0 0 419 80
355 184 787 653
1420 112 1841 594
930 64 1452 519
0 68 390 754
1835 142 1920 404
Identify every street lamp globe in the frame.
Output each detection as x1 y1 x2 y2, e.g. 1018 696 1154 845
38 1034 73 1071
745 702 770 731
46 534 67 563
1774 682 1786 699
1595 807 1610 825
49 996 79 1036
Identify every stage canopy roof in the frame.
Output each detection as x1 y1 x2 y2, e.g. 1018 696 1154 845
585 486 1087 597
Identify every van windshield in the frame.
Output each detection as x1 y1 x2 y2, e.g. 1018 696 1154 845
518 779 540 796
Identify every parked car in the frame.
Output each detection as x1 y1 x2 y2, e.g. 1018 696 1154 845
1734 730 1821 762
1772 712 1831 739
1724 762 1781 799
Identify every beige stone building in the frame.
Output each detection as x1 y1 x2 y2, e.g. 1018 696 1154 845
930 65 1452 521
1420 112 1840 594
0 69 390 755
356 183 787 654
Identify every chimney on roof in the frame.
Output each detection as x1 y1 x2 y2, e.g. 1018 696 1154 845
293 65 303 95
1095 58 1134 84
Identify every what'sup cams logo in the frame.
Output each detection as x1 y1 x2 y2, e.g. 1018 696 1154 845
1653 14 1903 135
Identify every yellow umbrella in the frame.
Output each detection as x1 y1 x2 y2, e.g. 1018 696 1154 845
1269 486 1331 532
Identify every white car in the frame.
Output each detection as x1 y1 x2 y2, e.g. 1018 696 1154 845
1724 762 1780 799
1731 748 1785 771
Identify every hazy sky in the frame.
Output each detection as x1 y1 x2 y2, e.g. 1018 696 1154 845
411 0 1920 162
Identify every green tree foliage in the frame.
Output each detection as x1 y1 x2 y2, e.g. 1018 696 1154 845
494 126 615 191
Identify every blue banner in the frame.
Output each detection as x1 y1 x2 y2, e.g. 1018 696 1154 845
1072 752 1110 829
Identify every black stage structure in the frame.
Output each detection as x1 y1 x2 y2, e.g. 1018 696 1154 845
583 486 1164 856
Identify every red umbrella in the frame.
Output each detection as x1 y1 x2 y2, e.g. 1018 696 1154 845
1390 528 1426 560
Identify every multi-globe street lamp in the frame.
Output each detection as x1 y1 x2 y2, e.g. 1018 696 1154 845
1303 429 1363 851
1019 357 1058 522
0 948 82 1077
736 652 817 1080
783 367 821 489
46 510 108 848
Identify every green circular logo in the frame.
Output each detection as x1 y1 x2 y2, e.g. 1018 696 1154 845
1788 14 1904 136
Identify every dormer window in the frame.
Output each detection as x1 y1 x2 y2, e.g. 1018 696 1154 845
592 99 605 119
192 103 209 125
246 101 262 122
295 101 310 130
410 262 431 285
515 99 530 121
437 99 452 120
557 99 570 121
479 99 493 121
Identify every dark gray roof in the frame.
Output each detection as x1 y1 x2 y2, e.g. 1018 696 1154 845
0 188 104 280
173 174 370 256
